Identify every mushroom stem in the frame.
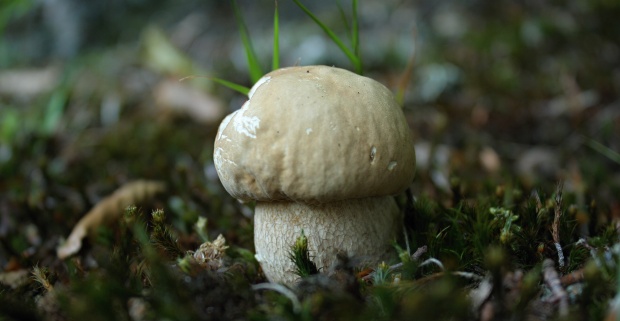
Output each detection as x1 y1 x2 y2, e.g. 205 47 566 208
254 196 401 284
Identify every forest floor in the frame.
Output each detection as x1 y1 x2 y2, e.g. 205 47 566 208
1 1 619 320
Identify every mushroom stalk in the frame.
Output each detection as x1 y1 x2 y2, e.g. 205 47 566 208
254 196 400 284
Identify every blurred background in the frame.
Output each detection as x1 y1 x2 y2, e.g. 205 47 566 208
1 0 619 267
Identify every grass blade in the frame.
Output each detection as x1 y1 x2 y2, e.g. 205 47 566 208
292 0 362 74
232 0 263 83
396 30 417 107
396 55 415 107
336 0 351 40
208 77 251 96
272 0 280 70
352 0 359 58
43 89 67 135
585 137 620 165
179 75 250 96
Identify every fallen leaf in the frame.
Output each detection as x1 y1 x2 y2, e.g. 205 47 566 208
515 147 559 187
142 26 196 76
0 66 59 98
57 180 166 259
479 146 501 173
0 269 29 289
154 79 225 124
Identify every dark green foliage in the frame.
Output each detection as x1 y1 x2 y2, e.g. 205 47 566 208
47 207 260 321
150 209 185 260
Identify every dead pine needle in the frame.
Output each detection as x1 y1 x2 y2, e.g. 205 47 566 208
553 181 565 269
543 259 569 317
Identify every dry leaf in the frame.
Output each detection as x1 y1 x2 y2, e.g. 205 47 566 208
0 269 29 289
142 26 195 76
479 146 501 173
515 147 559 187
57 180 166 259
0 66 59 98
154 79 225 124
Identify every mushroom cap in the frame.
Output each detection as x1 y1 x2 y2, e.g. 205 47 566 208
214 65 415 203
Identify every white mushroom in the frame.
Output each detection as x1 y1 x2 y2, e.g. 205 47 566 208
213 65 416 284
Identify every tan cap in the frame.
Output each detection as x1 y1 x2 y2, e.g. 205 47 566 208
214 65 415 203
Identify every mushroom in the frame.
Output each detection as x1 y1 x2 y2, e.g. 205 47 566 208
213 65 416 284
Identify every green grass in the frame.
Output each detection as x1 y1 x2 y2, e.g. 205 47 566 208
210 0 364 95
232 0 263 83
292 0 362 74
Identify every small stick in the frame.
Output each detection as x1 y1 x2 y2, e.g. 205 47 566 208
543 259 569 317
389 246 428 273
452 271 485 282
419 258 445 270
553 181 565 268
560 268 585 286
411 245 428 261
386 246 429 273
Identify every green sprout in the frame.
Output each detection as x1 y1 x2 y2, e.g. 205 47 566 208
489 207 522 246
150 209 185 260
372 261 392 286
288 230 318 278
194 216 210 243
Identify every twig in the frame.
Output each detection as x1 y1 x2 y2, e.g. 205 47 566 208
560 268 584 286
412 245 428 261
252 282 301 313
452 271 485 281
387 246 429 273
576 238 604 267
413 271 485 284
553 181 565 268
419 258 445 271
543 259 569 317
577 239 620 271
